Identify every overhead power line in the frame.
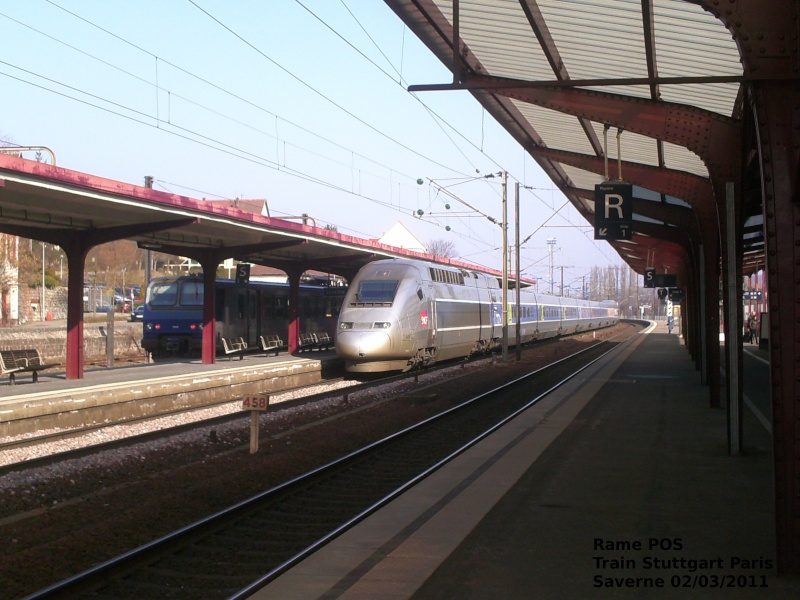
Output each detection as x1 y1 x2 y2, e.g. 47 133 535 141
22 0 504 246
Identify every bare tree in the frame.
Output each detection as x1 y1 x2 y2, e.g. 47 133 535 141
427 238 457 258
0 260 13 288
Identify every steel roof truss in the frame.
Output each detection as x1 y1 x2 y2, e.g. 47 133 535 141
530 146 712 208
481 81 740 176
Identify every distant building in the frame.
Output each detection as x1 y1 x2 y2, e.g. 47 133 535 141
377 221 427 253
217 198 268 215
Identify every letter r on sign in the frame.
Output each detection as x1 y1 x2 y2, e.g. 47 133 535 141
605 194 624 219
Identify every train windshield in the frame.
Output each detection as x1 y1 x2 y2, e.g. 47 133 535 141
149 281 179 307
148 279 204 307
179 280 204 306
356 280 399 303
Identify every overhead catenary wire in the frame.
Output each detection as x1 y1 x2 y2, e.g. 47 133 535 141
44 0 493 184
185 0 470 177
0 64 469 241
19 4 432 186
11 1 502 248
4 2 622 272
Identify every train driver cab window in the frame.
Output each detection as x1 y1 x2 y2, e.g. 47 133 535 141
149 281 179 306
356 280 400 304
179 280 204 307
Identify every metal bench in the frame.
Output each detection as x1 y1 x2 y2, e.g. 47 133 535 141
297 333 318 352
0 349 58 384
314 332 333 350
259 334 286 356
221 337 247 360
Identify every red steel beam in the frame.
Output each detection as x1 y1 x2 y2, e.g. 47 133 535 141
0 219 196 379
483 82 740 180
531 146 714 207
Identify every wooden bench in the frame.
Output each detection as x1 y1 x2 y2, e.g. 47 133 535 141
221 337 247 360
314 332 333 350
0 349 58 384
259 334 286 356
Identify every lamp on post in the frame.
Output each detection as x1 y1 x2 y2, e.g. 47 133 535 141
144 176 154 287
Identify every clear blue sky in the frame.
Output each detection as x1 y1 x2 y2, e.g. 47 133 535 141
1 0 625 291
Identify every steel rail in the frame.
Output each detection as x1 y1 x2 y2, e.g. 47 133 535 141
234 328 636 599
24 326 639 600
0 350 487 475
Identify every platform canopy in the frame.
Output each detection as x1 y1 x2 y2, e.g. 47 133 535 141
0 154 514 282
385 0 767 280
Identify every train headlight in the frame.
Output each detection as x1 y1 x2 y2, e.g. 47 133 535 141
145 323 153 331
373 322 391 329
340 322 353 330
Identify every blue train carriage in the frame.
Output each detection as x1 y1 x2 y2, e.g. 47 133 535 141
142 275 345 358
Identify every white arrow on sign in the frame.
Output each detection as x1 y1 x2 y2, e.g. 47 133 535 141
599 227 608 236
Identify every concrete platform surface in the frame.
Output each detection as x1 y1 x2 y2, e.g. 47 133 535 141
0 350 340 438
249 322 800 599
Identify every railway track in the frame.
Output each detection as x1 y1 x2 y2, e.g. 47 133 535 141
0 376 340 453
25 329 634 600
0 355 488 475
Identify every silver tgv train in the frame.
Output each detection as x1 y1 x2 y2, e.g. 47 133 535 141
335 258 619 373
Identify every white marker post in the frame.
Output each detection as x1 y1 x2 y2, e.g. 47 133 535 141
243 395 269 454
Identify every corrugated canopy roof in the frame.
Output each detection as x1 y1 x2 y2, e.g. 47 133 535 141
386 0 762 281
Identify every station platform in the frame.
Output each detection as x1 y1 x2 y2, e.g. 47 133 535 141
250 321 800 599
0 350 341 439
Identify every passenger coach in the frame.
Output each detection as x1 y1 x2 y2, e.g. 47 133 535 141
142 275 346 358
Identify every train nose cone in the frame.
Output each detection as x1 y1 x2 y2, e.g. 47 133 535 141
336 331 391 358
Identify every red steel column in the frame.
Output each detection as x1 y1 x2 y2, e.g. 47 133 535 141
64 246 88 379
755 81 800 575
286 267 302 354
200 256 218 365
